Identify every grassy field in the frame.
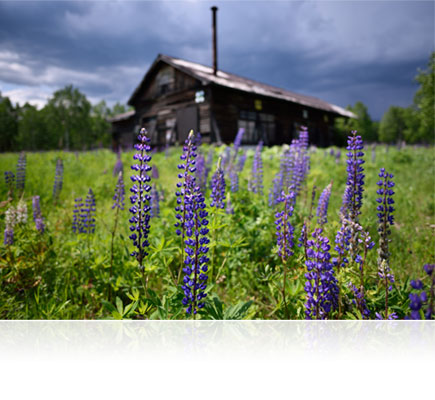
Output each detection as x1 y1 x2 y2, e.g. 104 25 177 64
0 139 433 319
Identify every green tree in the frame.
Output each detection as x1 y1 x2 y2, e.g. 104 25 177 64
379 106 408 143
43 85 92 150
16 103 52 150
334 101 377 145
413 52 434 143
91 100 111 148
109 102 131 117
0 94 18 152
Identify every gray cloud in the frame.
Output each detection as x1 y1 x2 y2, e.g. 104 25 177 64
0 0 433 119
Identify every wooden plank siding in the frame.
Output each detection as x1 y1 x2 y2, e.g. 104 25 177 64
111 55 351 151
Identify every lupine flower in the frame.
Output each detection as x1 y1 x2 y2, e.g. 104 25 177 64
4 171 15 197
81 188 96 234
233 128 245 158
304 228 339 319
206 148 214 170
375 168 396 319
112 171 125 210
275 190 296 260
72 197 83 234
210 158 226 209
195 154 209 193
16 152 26 192
237 150 247 173
269 172 283 207
406 264 434 320
4 205 17 245
335 150 341 164
180 175 210 316
221 147 232 171
32 195 45 233
3 228 13 246
348 282 370 319
226 194 234 215
113 152 124 177
175 130 197 241
248 140 264 195
340 131 365 222
316 181 333 226
150 183 160 218
53 158 64 203
228 168 239 193
152 164 159 179
329 148 335 157
129 129 152 269
376 168 395 264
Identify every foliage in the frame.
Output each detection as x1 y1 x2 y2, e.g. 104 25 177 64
334 101 378 145
0 140 433 320
0 86 127 152
413 52 434 144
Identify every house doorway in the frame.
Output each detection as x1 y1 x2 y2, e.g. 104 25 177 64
176 105 198 143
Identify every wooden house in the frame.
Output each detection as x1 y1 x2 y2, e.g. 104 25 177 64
109 53 355 151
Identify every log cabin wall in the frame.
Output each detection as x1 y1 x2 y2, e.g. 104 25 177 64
209 85 336 147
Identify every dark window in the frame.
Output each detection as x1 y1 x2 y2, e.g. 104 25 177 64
238 110 275 145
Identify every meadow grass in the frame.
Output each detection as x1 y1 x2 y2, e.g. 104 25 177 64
0 143 433 319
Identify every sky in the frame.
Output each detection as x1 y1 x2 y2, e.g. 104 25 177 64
0 0 433 120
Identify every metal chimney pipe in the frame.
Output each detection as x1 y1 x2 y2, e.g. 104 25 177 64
211 6 218 75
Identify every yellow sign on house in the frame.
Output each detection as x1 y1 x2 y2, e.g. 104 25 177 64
254 99 262 111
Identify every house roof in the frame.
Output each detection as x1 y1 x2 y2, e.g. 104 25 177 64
107 110 135 123
128 54 356 119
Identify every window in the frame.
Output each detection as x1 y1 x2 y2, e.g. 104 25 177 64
238 110 275 144
302 109 308 119
156 68 175 96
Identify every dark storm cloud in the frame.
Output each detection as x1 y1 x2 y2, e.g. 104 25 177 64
0 0 433 119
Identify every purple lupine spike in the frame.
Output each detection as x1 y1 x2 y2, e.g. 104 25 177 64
32 195 45 233
226 194 234 214
316 181 333 226
53 158 64 203
3 228 13 246
113 157 124 178
150 183 160 218
249 140 264 195
175 130 197 242
112 171 125 210
228 168 239 193
72 197 83 234
16 152 26 192
194 131 202 147
206 148 214 170
304 228 339 320
340 131 365 222
233 128 245 159
280 147 293 191
195 154 209 193
269 171 284 207
220 147 231 172
335 150 341 164
348 282 370 319
180 175 210 316
210 158 226 209
237 150 247 173
81 188 96 234
4 171 15 196
275 189 296 260
4 205 16 245
406 264 434 320
151 164 159 179
129 128 152 269
376 168 396 319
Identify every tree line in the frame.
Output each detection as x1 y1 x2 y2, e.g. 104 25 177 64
0 53 433 152
334 52 434 145
0 85 130 152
